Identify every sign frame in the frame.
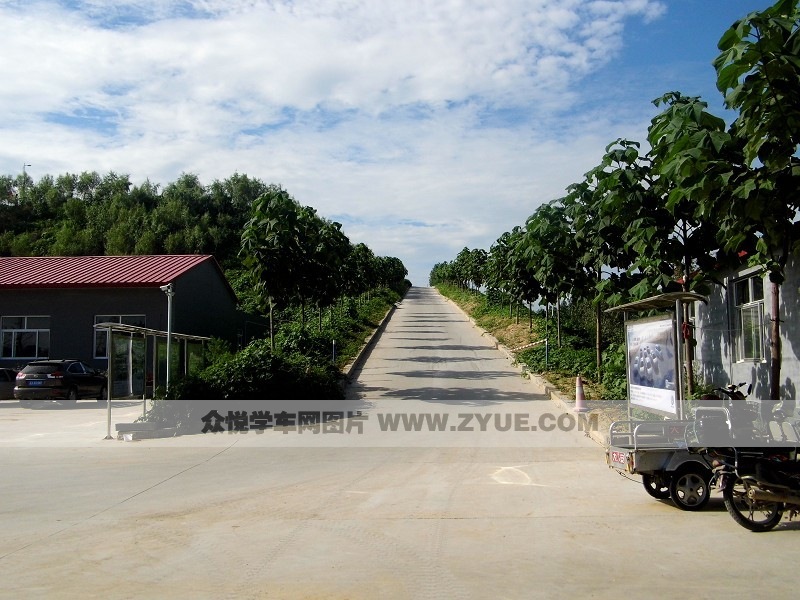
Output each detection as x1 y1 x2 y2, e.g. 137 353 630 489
624 314 680 418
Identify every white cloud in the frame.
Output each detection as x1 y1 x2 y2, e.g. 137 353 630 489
0 0 667 284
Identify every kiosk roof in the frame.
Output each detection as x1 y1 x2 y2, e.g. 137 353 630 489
604 292 708 314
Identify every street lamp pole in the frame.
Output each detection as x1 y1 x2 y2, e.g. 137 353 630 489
160 283 175 393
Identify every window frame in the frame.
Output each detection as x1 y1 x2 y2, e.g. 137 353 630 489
0 315 51 359
732 272 766 363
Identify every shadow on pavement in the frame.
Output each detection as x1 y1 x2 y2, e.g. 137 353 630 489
380 387 540 404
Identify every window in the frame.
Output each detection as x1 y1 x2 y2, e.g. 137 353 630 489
1 316 51 358
733 274 765 362
94 315 146 358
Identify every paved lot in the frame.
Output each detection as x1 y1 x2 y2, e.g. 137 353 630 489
1 287 798 599
0 400 144 446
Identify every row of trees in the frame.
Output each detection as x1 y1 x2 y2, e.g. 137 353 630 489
431 0 800 399
0 171 265 265
1 171 409 350
241 185 408 347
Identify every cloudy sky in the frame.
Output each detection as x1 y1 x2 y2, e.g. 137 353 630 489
0 0 770 285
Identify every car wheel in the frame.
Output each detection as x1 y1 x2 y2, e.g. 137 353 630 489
66 387 78 402
96 386 108 404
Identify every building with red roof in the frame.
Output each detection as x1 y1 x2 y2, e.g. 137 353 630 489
0 255 254 392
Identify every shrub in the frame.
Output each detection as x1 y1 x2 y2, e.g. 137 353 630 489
275 322 335 361
519 345 596 376
600 343 627 400
199 338 344 400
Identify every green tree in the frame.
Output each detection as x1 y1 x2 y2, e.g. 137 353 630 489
240 186 306 349
713 0 800 399
375 256 408 292
507 228 543 329
294 207 352 328
344 242 378 299
485 231 521 316
645 95 748 394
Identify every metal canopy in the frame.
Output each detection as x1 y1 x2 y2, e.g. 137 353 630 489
93 322 210 342
604 292 708 314
93 323 210 440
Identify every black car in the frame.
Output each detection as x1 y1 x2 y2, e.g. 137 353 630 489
14 359 107 404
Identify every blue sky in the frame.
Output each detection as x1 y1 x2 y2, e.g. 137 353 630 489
0 0 772 285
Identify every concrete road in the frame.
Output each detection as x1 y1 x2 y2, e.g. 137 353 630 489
0 287 797 599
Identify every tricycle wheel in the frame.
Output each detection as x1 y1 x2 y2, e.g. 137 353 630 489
669 464 711 511
642 474 671 500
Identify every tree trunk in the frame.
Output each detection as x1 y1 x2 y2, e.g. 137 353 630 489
595 301 602 382
770 280 782 400
528 301 532 331
544 303 549 341
682 222 695 397
269 300 275 352
556 295 562 348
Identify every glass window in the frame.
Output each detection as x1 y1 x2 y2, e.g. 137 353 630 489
122 315 146 327
1 317 24 330
734 279 749 305
16 332 37 357
38 331 50 357
752 277 764 301
733 274 765 362
2 332 11 357
0 316 50 359
27 316 51 329
94 315 145 358
740 304 763 361
95 331 108 359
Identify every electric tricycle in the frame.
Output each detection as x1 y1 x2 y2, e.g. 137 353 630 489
604 292 713 510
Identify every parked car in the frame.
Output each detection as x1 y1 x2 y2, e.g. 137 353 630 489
14 360 107 404
0 368 17 400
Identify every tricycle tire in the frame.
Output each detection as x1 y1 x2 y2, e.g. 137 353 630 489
669 464 711 511
642 474 671 500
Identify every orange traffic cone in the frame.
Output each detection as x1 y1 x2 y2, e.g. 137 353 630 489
574 375 589 412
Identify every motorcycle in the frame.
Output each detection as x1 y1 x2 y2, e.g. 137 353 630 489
693 385 800 531
693 383 764 447
711 447 800 532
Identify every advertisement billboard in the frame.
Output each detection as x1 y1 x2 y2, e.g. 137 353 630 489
626 315 678 417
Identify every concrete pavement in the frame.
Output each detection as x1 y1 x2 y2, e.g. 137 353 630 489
1 287 798 599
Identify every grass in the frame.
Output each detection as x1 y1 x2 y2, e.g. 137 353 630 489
436 284 625 401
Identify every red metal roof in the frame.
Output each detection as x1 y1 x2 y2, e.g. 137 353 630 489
0 255 219 289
